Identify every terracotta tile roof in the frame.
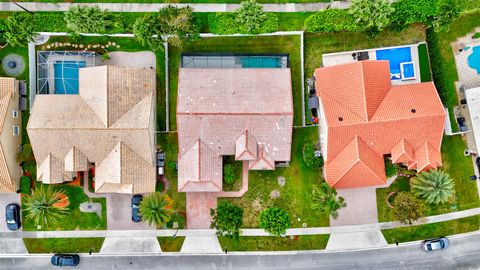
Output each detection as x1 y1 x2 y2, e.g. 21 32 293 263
178 140 223 192
315 61 445 189
28 66 156 193
177 68 293 192
0 78 22 192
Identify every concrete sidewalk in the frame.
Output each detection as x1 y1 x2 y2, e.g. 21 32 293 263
0 1 350 12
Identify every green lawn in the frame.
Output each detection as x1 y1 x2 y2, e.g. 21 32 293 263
382 215 480 244
220 127 328 228
417 43 432 82
168 34 303 130
23 238 105 253
157 237 185 252
4 0 330 3
218 235 330 251
376 177 410 222
22 183 107 231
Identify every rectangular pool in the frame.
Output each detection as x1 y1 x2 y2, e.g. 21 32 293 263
376 47 413 80
53 60 86 94
181 54 289 68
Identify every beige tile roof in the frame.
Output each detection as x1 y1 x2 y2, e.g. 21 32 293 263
0 78 21 192
177 68 293 192
27 66 156 193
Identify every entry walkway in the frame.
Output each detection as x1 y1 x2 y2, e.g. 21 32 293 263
0 1 350 12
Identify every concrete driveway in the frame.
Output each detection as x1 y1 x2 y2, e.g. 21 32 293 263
330 187 379 227
0 193 21 232
107 194 155 230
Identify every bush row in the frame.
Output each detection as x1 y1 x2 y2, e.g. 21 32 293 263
208 12 278 35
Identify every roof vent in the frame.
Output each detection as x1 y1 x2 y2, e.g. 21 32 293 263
411 109 416 113
338 117 343 121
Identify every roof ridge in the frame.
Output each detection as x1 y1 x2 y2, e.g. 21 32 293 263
320 92 367 123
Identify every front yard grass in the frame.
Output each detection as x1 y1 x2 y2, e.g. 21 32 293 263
168 34 303 130
377 136 480 222
382 215 480 244
220 127 329 228
23 238 105 253
218 235 330 251
157 237 185 252
21 182 107 231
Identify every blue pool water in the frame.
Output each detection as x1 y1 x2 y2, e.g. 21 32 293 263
376 47 413 80
402 63 415 79
53 61 86 94
240 56 283 68
468 46 480 75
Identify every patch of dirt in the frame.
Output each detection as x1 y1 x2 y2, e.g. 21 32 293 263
270 190 281 199
251 197 263 212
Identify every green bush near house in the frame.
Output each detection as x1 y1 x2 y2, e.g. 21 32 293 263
304 9 358 33
209 11 278 35
473 32 480 39
20 176 31 195
385 160 398 178
223 164 236 185
210 201 244 239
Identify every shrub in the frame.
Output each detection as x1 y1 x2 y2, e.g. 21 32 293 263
166 212 186 229
432 0 463 32
311 182 346 219
209 1 278 35
385 160 398 178
223 164 236 185
210 201 244 239
64 6 121 34
3 13 35 47
393 192 426 225
20 176 31 195
24 185 69 226
259 207 290 236
303 143 324 168
139 193 174 226
426 28 453 106
304 9 358 33
349 0 395 33
390 0 438 30
473 33 480 39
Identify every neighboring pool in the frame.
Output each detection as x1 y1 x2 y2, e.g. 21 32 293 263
53 60 86 94
376 47 413 80
468 46 480 74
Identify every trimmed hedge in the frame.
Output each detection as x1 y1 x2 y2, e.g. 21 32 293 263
208 12 278 35
20 176 31 195
304 9 358 33
417 43 432 82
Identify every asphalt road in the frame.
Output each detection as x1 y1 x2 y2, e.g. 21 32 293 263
2 232 480 270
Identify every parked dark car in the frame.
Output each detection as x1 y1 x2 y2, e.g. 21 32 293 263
51 254 80 266
476 157 480 167
131 194 143 223
157 152 166 167
5 203 21 231
421 237 449 252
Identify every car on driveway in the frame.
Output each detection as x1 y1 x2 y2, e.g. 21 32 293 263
51 254 80 266
131 194 143 223
421 237 449 252
5 203 21 231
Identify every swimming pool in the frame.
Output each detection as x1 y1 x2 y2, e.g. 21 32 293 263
376 47 413 80
53 61 86 94
468 46 480 74
240 56 284 68
181 54 289 68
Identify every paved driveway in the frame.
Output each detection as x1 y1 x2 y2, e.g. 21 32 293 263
107 194 154 230
0 193 21 232
330 187 379 226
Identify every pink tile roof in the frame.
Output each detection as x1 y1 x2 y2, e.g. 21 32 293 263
315 61 446 188
177 68 293 192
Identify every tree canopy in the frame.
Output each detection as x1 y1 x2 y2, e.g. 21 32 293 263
349 0 395 33
1 13 35 47
311 182 346 219
393 192 426 225
133 6 200 51
210 201 244 239
259 207 290 236
139 193 174 226
64 6 120 34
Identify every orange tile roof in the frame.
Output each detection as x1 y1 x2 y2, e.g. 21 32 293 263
315 61 445 189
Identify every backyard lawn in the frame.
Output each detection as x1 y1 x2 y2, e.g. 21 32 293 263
23 238 105 253
168 34 303 130
157 237 185 252
377 136 480 222
220 126 329 228
218 235 330 251
382 215 480 244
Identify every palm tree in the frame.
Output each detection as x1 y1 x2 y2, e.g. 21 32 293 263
139 192 174 226
410 170 455 204
311 182 346 219
23 185 68 227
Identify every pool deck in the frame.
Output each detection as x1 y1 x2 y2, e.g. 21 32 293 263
452 34 480 91
321 43 422 85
